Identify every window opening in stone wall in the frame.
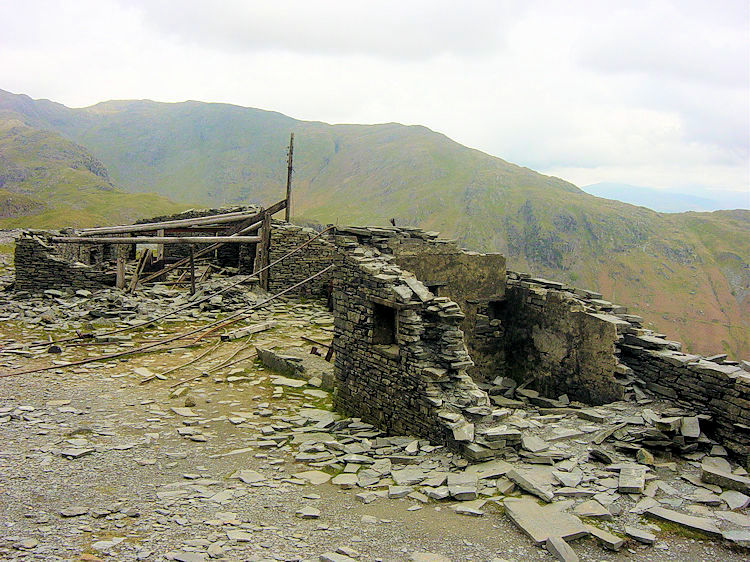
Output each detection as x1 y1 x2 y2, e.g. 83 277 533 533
487 299 507 321
426 281 448 298
372 303 397 345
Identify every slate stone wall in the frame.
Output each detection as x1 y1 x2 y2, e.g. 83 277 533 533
267 223 336 296
394 251 506 383
14 235 116 292
496 272 750 459
501 275 625 405
620 344 750 459
331 227 519 460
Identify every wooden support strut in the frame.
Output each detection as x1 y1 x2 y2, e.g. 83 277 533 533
116 257 125 289
189 246 196 295
255 213 272 291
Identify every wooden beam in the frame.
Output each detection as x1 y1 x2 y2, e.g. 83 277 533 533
51 236 262 244
128 250 149 293
156 229 165 263
77 210 259 236
162 226 238 235
136 200 285 286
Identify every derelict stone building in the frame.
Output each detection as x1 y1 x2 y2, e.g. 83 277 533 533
10 211 750 461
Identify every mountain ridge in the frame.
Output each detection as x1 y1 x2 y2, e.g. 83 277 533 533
0 88 747 359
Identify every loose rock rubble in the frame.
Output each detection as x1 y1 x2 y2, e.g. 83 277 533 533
0 260 749 560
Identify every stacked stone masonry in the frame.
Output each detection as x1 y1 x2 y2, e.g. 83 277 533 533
267 222 336 297
14 234 115 292
9 216 750 460
502 274 624 405
331 226 521 461
620 343 750 458
503 272 750 459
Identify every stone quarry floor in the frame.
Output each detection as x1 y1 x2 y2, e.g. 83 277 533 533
0 284 748 561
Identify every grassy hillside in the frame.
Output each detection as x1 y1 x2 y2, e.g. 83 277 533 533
0 88 747 359
0 110 185 227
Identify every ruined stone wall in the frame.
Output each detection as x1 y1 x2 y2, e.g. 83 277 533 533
620 341 750 459
14 235 115 292
332 227 520 461
501 274 627 405
267 223 335 296
496 272 750 458
55 239 126 266
394 251 506 383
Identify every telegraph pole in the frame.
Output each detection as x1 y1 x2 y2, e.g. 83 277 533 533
285 133 294 222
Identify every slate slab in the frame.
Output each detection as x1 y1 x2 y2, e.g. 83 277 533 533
229 469 265 484
720 490 750 511
447 472 478 500
392 468 426 486
585 524 624 551
573 500 612 520
503 498 588 545
546 536 579 562
295 470 332 485
646 506 722 538
522 435 549 453
701 464 750 493
624 526 656 545
508 469 554 502
331 473 359 488
618 466 645 494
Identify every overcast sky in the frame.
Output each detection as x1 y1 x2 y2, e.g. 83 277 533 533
1 0 748 201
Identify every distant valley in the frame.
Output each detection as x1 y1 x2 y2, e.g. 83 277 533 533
581 182 749 213
0 88 747 360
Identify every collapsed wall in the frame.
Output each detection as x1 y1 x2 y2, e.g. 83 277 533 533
620 339 750 458
501 274 627 405
390 240 506 385
500 273 750 459
332 227 519 461
14 234 116 292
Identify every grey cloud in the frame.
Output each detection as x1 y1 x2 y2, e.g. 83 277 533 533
638 81 749 160
128 0 524 60
575 0 748 88
569 1 749 159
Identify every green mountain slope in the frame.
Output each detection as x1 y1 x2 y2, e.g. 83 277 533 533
0 88 747 359
0 109 184 227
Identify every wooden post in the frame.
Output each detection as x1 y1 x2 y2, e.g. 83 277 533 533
189 246 196 295
254 212 272 291
156 229 165 262
285 132 294 222
116 257 126 289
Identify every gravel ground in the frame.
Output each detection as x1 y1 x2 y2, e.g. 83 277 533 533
1 293 748 561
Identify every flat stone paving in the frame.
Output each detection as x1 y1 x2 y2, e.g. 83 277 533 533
0 288 748 561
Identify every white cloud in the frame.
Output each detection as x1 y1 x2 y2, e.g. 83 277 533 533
0 0 747 196
131 0 521 60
